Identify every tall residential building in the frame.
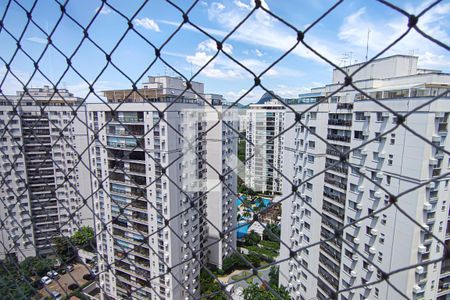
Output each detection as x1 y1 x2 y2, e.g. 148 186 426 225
279 55 450 300
204 94 238 269
0 86 92 260
89 76 236 300
245 92 285 194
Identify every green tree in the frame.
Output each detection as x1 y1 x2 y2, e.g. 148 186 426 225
0 258 36 299
71 226 96 251
263 223 280 242
268 266 279 288
53 236 77 263
243 283 290 300
199 269 227 300
243 230 260 246
19 257 54 277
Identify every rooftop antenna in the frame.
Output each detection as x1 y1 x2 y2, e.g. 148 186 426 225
365 28 370 61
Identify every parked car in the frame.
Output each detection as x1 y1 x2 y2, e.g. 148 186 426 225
47 270 59 279
66 264 74 272
51 291 62 300
40 276 52 285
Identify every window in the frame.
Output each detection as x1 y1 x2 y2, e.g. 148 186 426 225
366 226 372 235
354 131 364 139
373 152 379 161
307 155 315 163
348 200 358 210
308 141 315 149
355 112 365 121
388 154 393 165
350 183 358 192
353 149 362 158
344 248 353 258
381 214 387 225
380 233 385 244
376 112 383 122
304 222 311 230
375 288 379 298
306 183 313 190
309 126 316 133
386 175 391 185
375 132 381 142
378 252 383 262
390 133 395 145
310 112 317 120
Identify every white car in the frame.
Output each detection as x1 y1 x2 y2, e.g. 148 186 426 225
40 276 53 285
51 291 62 300
66 264 74 272
47 270 59 279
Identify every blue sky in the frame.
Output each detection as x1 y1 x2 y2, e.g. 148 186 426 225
0 0 449 104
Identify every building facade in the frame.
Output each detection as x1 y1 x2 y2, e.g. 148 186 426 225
204 94 238 269
245 94 285 194
0 86 92 260
89 76 236 300
279 55 450 300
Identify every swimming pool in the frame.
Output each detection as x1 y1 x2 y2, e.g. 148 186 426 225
255 197 270 207
237 221 250 239
235 195 247 206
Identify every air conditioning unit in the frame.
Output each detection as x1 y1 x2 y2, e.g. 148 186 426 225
429 158 438 166
356 203 363 210
361 149 368 155
427 182 436 189
352 254 359 260
370 229 378 236
374 191 382 198
354 238 360 244
413 285 422 294
368 265 375 272
436 112 445 118
376 172 384 178
355 221 362 227
358 186 365 192
369 247 376 254
418 245 427 254
350 270 357 277
423 202 432 211
364 112 371 117
416 266 424 274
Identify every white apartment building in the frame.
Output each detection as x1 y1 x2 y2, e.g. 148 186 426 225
279 55 450 300
245 93 285 194
89 76 236 300
204 94 238 269
0 86 93 260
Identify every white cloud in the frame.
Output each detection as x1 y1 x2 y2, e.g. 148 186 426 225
96 6 112 15
234 0 251 10
254 49 263 57
186 52 213 67
198 39 233 54
26 37 47 44
134 18 161 32
338 3 450 68
205 0 339 64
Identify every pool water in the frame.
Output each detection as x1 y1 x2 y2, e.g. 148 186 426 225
237 222 250 239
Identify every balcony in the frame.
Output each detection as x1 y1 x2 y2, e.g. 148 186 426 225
324 177 347 191
337 103 353 110
328 119 352 127
327 134 351 142
323 191 345 205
